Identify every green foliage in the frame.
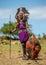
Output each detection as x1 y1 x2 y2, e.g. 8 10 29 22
0 22 18 35
0 29 1 32
37 34 41 40
43 33 46 39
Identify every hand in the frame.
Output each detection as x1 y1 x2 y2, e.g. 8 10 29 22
24 13 29 16
9 30 13 34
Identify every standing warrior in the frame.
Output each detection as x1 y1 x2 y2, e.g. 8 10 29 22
12 7 31 60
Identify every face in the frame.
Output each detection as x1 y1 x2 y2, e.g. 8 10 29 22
18 8 24 20
16 7 29 21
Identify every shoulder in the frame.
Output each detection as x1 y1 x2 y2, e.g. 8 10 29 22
23 20 28 23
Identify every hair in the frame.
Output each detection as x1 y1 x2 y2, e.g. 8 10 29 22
15 7 29 20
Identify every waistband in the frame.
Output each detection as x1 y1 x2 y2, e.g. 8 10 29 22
18 29 27 33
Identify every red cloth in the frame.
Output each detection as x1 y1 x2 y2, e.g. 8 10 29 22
26 41 34 49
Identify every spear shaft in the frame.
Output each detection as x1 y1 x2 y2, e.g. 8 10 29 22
9 15 11 59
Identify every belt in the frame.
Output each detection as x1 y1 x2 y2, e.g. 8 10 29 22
18 29 27 33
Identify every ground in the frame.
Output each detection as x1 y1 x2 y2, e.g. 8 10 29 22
0 39 46 65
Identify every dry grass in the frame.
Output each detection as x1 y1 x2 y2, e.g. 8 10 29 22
0 39 46 65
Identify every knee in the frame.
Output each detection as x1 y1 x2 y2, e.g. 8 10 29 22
22 43 26 48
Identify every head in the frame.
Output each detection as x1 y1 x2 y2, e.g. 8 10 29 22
30 34 41 51
15 7 29 21
30 34 39 44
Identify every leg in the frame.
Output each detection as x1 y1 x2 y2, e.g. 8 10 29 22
22 41 28 60
26 48 32 58
22 42 26 56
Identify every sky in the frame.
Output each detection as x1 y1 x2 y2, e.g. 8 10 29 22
0 0 46 36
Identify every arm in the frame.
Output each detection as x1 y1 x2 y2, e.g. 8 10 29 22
26 22 31 32
12 27 16 33
24 13 29 16
11 20 18 33
26 21 32 35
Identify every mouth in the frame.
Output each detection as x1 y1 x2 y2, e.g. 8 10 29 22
19 15 23 20
20 16 23 20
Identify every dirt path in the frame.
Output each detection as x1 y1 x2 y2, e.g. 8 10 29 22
0 48 46 65
0 40 46 65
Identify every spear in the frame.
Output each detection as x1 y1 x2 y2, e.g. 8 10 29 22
9 15 12 59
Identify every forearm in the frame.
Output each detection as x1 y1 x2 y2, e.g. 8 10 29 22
12 28 16 33
27 28 31 33
26 22 32 35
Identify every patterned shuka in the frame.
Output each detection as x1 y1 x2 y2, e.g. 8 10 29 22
16 20 29 43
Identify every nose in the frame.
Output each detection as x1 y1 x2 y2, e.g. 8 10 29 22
19 12 23 16
18 13 23 18
19 10 23 14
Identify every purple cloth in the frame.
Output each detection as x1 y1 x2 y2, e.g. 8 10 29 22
18 31 29 43
17 21 29 43
17 21 26 30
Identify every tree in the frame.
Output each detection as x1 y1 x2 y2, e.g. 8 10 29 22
0 22 18 38
43 33 46 39
37 34 41 40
